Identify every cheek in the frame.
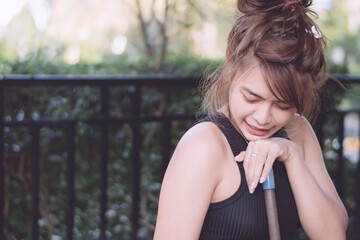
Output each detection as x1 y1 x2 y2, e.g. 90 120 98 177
230 90 247 105
229 92 241 108
230 95 250 113
275 109 296 125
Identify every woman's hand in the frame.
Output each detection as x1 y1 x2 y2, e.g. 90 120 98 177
235 137 296 193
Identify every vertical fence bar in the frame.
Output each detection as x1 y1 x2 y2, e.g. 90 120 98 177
336 112 345 199
0 83 5 239
131 85 141 240
66 123 76 240
355 112 360 238
31 126 40 240
100 86 109 240
161 120 171 178
161 93 170 178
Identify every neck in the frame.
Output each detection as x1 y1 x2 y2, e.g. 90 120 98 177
226 107 249 144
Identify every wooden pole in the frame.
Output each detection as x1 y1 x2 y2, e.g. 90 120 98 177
263 168 281 240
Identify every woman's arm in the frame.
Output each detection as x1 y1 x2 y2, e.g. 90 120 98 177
154 122 227 240
283 116 348 239
235 115 348 239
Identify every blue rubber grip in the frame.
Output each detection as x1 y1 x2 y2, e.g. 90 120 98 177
262 168 275 190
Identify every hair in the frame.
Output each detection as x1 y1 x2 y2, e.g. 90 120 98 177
199 0 327 121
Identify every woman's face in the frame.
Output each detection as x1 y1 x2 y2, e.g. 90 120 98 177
227 64 297 141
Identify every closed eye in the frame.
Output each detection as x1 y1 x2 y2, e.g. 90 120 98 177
276 103 292 110
243 94 258 103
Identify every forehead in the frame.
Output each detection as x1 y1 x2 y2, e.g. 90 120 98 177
233 64 266 90
232 64 286 102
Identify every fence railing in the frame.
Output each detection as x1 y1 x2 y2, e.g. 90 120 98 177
0 74 359 240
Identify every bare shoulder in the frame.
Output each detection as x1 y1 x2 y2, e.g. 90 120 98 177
180 121 228 151
161 120 231 198
154 121 231 239
169 121 229 172
285 114 317 139
285 114 322 162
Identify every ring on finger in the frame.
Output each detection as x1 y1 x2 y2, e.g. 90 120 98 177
251 152 258 157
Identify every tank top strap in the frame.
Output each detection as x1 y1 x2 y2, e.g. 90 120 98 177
193 114 248 156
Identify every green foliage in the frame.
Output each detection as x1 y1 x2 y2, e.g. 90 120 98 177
2 50 207 239
2 0 359 238
0 47 221 76
2 46 359 239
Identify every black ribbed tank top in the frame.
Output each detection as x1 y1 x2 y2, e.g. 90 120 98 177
196 114 301 240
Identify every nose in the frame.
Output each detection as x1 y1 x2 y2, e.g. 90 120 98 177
253 103 272 125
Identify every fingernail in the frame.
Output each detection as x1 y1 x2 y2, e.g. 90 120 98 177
249 181 256 194
260 177 265 183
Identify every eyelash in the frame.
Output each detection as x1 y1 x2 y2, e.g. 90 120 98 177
277 105 292 110
243 95 257 103
243 95 292 110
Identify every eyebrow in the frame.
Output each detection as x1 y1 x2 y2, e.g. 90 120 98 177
242 87 264 99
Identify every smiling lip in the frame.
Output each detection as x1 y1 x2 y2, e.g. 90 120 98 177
245 122 271 136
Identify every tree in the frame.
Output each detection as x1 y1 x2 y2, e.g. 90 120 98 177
128 0 235 72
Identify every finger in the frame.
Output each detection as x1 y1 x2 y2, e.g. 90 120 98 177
242 143 253 170
241 144 253 192
250 149 267 191
246 143 260 194
260 150 278 183
235 151 246 162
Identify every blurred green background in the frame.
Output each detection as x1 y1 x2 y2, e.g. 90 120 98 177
1 0 359 239
1 0 359 76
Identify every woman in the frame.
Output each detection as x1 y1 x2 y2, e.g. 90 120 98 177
154 0 348 239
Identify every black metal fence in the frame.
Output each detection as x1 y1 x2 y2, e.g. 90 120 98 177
0 75 359 240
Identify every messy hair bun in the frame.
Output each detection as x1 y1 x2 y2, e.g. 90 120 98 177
233 0 324 75
237 0 312 14
201 0 327 119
